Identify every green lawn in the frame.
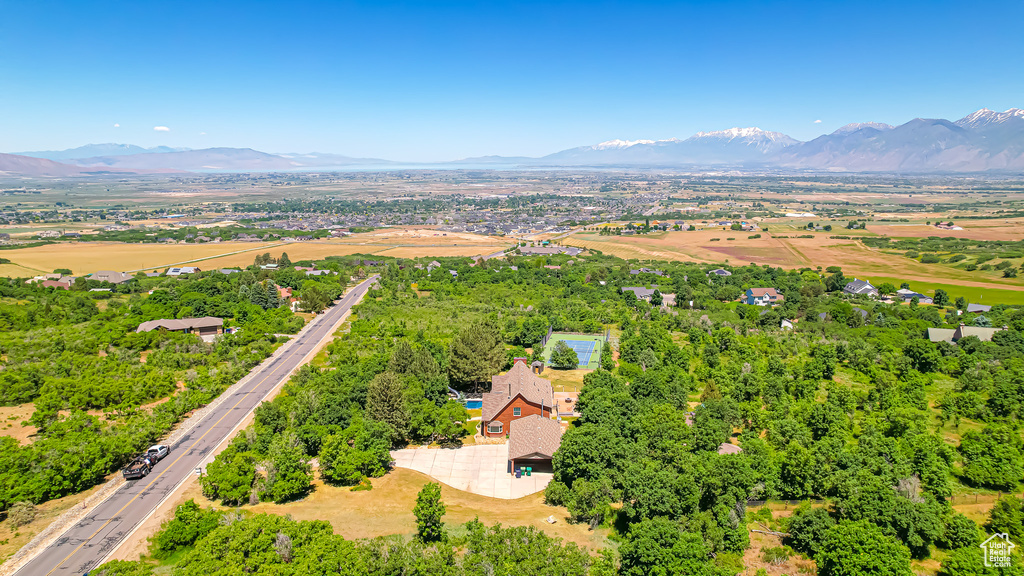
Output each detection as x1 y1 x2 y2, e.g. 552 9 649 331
867 276 1024 306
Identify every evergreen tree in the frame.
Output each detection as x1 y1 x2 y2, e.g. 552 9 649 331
365 371 409 440
388 339 415 374
413 482 446 543
448 320 505 387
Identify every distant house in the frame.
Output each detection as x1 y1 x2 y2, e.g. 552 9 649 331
136 316 224 336
219 268 240 275
305 269 332 276
717 443 743 455
519 246 582 257
746 287 784 306
166 266 200 276
481 360 555 438
449 270 458 277
63 232 81 239
622 286 659 300
781 319 794 330
707 268 732 277
427 260 441 272
630 268 665 276
896 288 933 305
90 270 133 284
508 415 562 474
843 278 878 297
40 280 70 290
928 324 1005 344
0 233 10 242
966 303 992 313
259 264 279 270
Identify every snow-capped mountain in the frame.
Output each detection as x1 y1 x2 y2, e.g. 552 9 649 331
954 108 1024 130
540 127 798 166
772 109 1024 172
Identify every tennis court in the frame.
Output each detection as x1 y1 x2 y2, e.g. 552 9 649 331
542 333 605 369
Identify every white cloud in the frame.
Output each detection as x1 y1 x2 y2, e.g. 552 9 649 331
199 132 207 135
153 126 170 132
814 119 822 124
113 123 120 128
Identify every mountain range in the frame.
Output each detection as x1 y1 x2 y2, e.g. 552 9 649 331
3 108 1023 176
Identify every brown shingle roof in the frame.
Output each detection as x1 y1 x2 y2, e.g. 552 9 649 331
508 415 563 460
717 442 743 455
482 361 554 421
136 316 223 333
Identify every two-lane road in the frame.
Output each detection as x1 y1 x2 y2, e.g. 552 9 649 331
14 275 379 576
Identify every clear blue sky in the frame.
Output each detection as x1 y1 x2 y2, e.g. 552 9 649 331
1 0 1022 161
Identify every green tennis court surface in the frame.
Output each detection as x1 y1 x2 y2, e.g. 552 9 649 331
542 333 604 369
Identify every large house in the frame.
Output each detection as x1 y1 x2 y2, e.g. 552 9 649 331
896 288 933 305
843 278 878 297
622 286 659 300
746 287 784 306
90 270 133 284
481 360 554 438
136 317 224 336
508 415 562 474
928 324 1005 344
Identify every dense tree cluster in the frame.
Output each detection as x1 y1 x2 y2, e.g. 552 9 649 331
0 263 349 511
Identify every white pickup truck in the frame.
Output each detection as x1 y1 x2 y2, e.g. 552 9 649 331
146 445 170 461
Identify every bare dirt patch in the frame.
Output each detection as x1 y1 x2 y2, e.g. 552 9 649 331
0 404 36 445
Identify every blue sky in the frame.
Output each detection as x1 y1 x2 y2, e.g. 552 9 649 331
1 0 1022 161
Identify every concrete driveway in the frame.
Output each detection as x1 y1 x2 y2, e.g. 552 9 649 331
391 444 552 499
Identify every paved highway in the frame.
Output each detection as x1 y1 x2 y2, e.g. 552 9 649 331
14 275 379 576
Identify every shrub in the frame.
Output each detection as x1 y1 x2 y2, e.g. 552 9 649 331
921 254 941 264
938 513 980 550
760 546 790 566
544 480 570 506
7 501 36 528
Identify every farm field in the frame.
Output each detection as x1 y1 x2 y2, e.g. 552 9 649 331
0 229 510 276
109 467 612 563
564 230 1024 300
868 217 1024 241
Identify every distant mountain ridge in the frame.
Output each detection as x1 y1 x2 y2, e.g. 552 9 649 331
15 143 189 161
4 108 1023 175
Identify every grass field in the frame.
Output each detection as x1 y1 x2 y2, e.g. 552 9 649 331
542 333 604 369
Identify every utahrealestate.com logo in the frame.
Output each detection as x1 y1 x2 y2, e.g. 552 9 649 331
981 533 1016 568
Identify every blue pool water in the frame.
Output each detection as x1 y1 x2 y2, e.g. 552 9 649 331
464 400 483 409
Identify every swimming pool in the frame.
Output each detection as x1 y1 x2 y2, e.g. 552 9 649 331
464 400 482 409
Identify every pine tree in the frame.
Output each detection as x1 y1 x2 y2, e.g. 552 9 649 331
448 320 505 388
366 371 409 440
389 340 415 374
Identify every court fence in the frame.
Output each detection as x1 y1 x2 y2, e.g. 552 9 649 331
541 326 554 348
